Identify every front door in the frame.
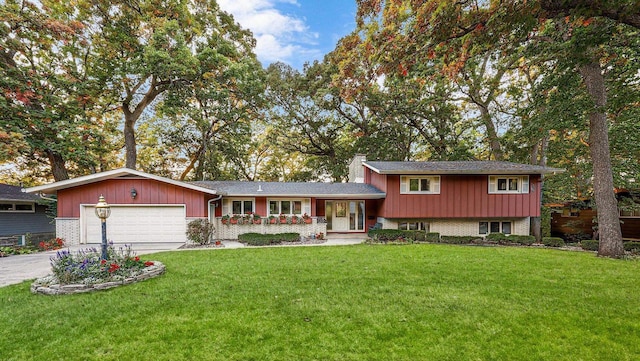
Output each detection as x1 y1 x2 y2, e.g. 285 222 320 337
326 200 365 232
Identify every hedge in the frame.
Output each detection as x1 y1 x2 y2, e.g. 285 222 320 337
485 233 536 245
238 233 300 246
439 236 482 244
367 229 440 243
581 239 599 251
542 237 565 247
624 241 640 253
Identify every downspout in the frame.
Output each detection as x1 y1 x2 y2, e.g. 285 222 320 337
207 194 223 222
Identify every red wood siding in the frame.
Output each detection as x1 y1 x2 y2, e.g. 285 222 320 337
368 171 387 193
57 179 210 218
376 175 541 218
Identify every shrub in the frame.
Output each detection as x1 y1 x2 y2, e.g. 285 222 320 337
485 233 535 245
425 232 441 242
581 239 599 251
38 238 65 251
238 233 300 246
186 219 215 245
439 236 480 244
623 241 640 254
542 237 565 247
367 229 406 242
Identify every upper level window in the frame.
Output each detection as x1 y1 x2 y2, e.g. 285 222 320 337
489 176 529 194
0 202 35 213
400 176 441 194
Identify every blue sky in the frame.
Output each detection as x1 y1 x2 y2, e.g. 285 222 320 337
217 0 357 70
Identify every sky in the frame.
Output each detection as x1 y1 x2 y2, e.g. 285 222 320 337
217 0 358 70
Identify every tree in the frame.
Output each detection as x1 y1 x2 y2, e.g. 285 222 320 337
0 0 118 181
355 0 640 257
82 0 257 169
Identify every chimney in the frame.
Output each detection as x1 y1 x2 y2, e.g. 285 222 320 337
348 154 367 183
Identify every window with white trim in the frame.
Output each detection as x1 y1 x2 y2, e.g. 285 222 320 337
398 221 430 232
0 202 35 213
222 198 255 215
488 176 529 194
400 176 440 194
479 221 512 235
268 199 310 215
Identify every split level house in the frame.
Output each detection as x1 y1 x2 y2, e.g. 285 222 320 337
25 155 563 245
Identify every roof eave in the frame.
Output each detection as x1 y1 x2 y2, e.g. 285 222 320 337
365 169 565 175
223 193 386 199
24 168 218 195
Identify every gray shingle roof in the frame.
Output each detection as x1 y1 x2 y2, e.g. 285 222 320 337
363 161 564 175
0 183 41 202
191 181 386 198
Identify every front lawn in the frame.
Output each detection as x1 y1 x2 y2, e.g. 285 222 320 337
1 245 639 360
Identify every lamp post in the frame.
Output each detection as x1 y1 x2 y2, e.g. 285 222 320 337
94 195 111 260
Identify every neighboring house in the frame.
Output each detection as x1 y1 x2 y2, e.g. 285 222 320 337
25 156 562 245
0 183 55 241
550 190 640 241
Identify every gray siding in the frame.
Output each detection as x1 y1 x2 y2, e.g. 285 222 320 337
0 204 55 237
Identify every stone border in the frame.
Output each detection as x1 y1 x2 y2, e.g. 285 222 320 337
30 261 165 295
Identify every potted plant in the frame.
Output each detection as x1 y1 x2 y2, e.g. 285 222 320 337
268 215 278 224
279 213 287 223
221 214 231 225
289 215 299 224
302 213 312 224
230 214 241 224
252 212 262 224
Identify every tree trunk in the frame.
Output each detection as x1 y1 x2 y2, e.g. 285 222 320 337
123 115 137 169
579 61 624 257
478 105 503 160
46 150 69 181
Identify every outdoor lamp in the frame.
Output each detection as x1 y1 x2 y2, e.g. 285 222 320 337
130 187 137 199
95 195 111 260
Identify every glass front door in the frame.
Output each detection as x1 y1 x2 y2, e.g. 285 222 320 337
326 200 365 232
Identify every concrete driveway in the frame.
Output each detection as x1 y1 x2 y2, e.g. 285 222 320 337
0 243 183 288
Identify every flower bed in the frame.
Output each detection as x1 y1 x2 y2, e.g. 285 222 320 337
31 245 165 295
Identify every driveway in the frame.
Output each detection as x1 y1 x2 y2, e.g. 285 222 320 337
0 243 183 288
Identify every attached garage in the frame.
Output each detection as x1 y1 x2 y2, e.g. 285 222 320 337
82 205 187 244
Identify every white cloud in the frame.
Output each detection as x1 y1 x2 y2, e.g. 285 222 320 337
217 0 320 66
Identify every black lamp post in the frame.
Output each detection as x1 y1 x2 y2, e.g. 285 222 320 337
94 195 111 260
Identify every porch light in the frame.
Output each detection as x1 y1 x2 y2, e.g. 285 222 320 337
95 195 111 260
130 187 137 199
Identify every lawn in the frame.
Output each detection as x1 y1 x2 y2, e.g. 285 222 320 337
1 244 639 360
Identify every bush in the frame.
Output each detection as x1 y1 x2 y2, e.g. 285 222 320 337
367 229 438 244
186 219 215 245
623 241 640 253
439 236 480 244
581 239 599 251
542 237 565 247
238 233 300 246
485 233 535 245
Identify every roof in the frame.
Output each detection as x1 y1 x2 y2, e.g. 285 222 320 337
192 181 386 199
24 168 218 195
363 161 565 175
0 183 42 202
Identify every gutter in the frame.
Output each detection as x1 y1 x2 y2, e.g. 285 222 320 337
207 194 223 221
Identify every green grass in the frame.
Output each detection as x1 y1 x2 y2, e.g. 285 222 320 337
1 244 640 360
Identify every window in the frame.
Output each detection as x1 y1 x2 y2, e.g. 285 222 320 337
0 202 35 213
401 176 440 194
232 200 254 215
398 221 430 232
269 200 303 215
489 176 529 194
479 221 512 235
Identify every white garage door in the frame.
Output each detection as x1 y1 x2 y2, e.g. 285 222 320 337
83 205 186 243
